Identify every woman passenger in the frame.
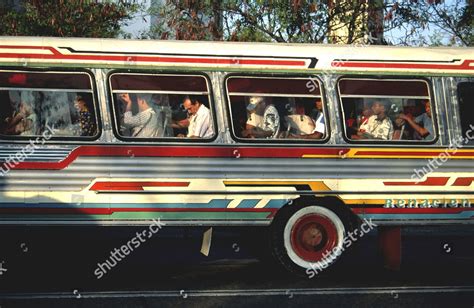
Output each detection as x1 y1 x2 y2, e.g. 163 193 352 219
74 95 96 136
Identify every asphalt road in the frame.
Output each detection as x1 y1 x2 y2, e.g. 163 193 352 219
0 225 473 307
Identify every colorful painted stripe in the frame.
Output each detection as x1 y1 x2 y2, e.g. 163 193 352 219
2 145 473 171
0 45 308 67
332 59 474 71
383 177 450 186
90 181 190 191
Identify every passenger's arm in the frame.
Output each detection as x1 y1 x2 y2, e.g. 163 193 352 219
399 114 429 137
123 110 149 128
298 131 323 139
242 124 272 138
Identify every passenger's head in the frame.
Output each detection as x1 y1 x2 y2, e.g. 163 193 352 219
424 100 431 118
371 101 387 117
294 100 305 115
183 95 202 116
74 95 88 112
315 99 323 111
247 96 264 112
136 93 152 110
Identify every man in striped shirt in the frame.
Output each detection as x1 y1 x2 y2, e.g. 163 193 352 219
121 93 161 138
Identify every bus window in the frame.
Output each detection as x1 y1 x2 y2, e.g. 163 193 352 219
0 71 98 138
338 78 435 142
457 82 474 145
226 76 327 141
109 73 214 139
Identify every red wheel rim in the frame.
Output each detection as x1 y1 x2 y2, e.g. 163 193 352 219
290 213 339 262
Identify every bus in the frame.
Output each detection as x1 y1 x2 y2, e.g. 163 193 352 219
0 36 472 275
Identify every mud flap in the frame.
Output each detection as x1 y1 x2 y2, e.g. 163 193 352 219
378 226 401 270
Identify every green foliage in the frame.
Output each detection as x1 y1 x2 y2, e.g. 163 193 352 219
0 0 140 38
147 0 473 46
147 0 386 44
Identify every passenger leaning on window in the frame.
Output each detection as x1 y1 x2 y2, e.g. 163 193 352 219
121 93 161 138
173 96 213 138
398 100 433 140
356 101 393 140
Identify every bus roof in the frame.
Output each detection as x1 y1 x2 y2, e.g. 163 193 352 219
0 36 473 75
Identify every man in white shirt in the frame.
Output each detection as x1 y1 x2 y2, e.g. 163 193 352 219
357 101 393 140
176 96 214 138
121 93 161 138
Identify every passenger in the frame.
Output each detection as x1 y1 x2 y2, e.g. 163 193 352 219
241 96 279 138
18 102 37 135
358 104 373 133
288 99 324 139
173 96 213 138
398 100 433 140
2 101 36 135
283 100 314 137
74 95 96 136
121 93 161 138
308 99 325 139
355 101 393 140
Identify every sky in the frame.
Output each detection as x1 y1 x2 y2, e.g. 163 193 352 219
122 0 152 37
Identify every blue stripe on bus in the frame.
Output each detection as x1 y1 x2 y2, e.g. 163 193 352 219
0 199 291 209
235 200 260 208
265 199 290 208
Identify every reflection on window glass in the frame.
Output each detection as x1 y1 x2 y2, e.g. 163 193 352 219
0 71 97 137
110 74 214 139
227 77 326 140
457 82 474 145
339 78 434 142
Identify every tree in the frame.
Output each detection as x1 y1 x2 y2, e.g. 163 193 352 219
147 0 473 46
148 0 223 40
0 0 140 38
385 0 473 46
147 0 387 44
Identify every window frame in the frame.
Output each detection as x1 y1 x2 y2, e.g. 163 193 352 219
336 75 439 145
455 79 474 148
107 70 217 143
224 73 330 144
0 68 101 142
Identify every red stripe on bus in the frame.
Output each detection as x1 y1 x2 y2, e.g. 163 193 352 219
0 46 306 67
4 146 348 170
332 60 474 70
383 177 450 186
89 181 190 191
452 177 474 186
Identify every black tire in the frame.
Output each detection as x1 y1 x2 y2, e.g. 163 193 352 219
269 203 353 277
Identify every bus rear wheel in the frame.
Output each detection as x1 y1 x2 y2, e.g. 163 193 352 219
269 205 347 276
